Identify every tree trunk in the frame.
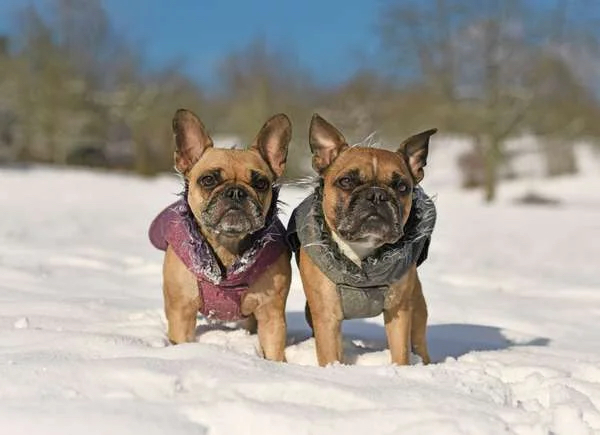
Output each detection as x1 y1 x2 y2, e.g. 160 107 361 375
133 133 154 176
481 134 501 203
543 137 577 177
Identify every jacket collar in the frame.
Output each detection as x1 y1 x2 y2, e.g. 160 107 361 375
177 184 282 284
292 182 436 287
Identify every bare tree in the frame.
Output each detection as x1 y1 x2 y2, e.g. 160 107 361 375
377 0 600 201
11 5 82 164
109 68 205 174
313 70 394 145
5 0 207 175
215 38 317 179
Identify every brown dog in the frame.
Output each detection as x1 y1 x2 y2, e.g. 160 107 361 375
150 109 292 361
289 114 437 366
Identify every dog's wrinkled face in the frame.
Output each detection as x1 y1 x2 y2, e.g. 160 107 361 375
309 114 436 253
324 148 413 245
173 109 291 238
188 148 274 235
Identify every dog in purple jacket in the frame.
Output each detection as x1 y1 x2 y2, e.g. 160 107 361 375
149 109 292 361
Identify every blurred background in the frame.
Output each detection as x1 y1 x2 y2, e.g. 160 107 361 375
0 0 599 202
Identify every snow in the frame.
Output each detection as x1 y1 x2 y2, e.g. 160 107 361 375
1 144 600 434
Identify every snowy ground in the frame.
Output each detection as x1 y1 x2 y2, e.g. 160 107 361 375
1 145 600 434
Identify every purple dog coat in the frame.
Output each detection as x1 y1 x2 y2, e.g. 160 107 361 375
149 191 287 321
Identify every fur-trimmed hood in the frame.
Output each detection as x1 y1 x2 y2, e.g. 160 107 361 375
150 186 285 285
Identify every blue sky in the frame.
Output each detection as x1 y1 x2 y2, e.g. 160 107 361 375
0 0 381 86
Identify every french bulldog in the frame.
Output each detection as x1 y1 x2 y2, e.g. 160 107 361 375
290 114 437 366
149 109 292 361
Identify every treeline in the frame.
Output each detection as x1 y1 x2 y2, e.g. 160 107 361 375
0 0 599 201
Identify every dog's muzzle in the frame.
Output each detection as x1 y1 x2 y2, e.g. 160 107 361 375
202 184 265 235
338 186 403 243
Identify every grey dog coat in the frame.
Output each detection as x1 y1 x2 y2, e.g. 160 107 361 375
287 184 436 320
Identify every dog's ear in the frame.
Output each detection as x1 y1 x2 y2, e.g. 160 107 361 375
309 113 349 173
397 128 437 183
249 113 292 178
172 109 214 174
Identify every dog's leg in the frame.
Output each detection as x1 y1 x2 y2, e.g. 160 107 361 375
299 251 344 366
304 302 314 332
384 307 412 365
163 247 201 344
254 301 287 361
245 253 291 361
304 282 343 364
164 294 200 344
411 278 431 364
385 266 423 365
311 311 343 366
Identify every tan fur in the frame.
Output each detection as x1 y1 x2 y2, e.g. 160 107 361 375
161 110 292 361
299 240 430 366
298 249 344 365
186 148 274 267
242 252 291 361
163 245 201 344
321 149 414 232
383 265 431 365
164 246 291 361
300 114 436 366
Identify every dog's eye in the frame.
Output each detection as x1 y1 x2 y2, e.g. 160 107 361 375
396 182 409 193
252 177 270 192
337 176 355 190
198 174 218 189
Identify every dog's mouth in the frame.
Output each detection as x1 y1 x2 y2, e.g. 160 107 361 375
337 206 403 245
362 210 387 221
201 199 265 236
215 207 263 235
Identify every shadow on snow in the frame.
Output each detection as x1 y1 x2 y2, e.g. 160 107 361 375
284 311 550 364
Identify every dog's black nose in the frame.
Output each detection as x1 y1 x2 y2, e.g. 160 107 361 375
224 185 248 201
366 188 389 204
